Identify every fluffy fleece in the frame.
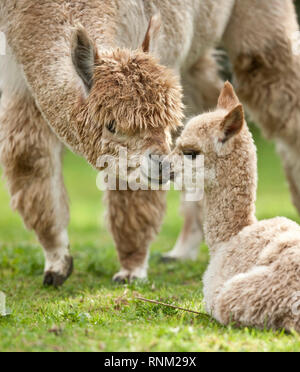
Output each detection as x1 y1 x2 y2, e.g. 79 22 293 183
175 82 300 332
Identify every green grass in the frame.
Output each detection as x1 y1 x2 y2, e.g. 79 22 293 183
0 124 299 352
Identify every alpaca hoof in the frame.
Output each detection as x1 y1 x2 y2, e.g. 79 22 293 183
112 274 128 284
43 256 73 288
160 255 177 263
113 268 147 284
161 250 199 262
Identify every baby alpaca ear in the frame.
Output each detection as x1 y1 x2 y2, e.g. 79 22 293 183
71 26 99 93
142 14 162 53
218 81 240 110
220 105 244 143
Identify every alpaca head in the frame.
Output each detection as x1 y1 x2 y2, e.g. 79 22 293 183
71 16 183 185
174 82 252 187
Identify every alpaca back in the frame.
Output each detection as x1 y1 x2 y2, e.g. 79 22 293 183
204 217 300 332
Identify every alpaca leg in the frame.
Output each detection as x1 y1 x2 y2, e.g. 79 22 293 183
223 0 300 213
164 51 223 261
163 197 204 261
277 145 300 214
0 93 72 287
106 190 166 282
284 167 300 214
214 258 300 332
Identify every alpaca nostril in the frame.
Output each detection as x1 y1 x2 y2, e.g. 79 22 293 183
148 153 162 164
150 156 165 175
145 152 172 185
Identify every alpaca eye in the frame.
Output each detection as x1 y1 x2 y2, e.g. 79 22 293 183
106 120 116 134
183 150 201 159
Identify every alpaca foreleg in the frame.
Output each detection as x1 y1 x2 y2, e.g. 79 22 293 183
106 189 166 282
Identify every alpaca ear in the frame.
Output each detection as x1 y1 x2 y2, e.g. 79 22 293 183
71 26 99 93
142 14 162 53
218 81 240 110
220 104 244 143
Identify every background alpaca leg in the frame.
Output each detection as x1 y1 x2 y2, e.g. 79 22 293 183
283 166 300 214
276 145 300 214
0 93 72 287
223 0 300 213
162 197 204 261
106 190 166 282
164 50 223 261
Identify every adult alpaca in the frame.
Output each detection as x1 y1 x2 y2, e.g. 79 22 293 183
0 1 186 286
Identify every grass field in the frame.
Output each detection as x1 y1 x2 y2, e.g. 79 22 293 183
0 124 300 352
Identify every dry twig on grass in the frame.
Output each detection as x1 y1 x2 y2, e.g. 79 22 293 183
135 296 210 318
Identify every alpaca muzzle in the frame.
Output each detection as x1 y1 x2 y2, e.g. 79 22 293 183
141 152 172 186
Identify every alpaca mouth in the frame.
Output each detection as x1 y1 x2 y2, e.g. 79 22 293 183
140 167 170 186
139 151 174 186
149 176 170 186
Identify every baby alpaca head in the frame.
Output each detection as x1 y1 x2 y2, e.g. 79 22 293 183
175 82 255 184
175 82 257 243
177 82 244 158
71 16 183 180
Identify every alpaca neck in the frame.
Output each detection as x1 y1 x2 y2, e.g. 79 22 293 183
203 130 257 249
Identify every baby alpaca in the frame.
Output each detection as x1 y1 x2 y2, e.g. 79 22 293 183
175 82 300 332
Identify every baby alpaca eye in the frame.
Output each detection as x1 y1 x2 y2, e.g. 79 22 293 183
106 120 116 134
183 150 201 159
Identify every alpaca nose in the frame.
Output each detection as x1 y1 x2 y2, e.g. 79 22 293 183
148 153 163 169
146 152 171 185
148 152 163 177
